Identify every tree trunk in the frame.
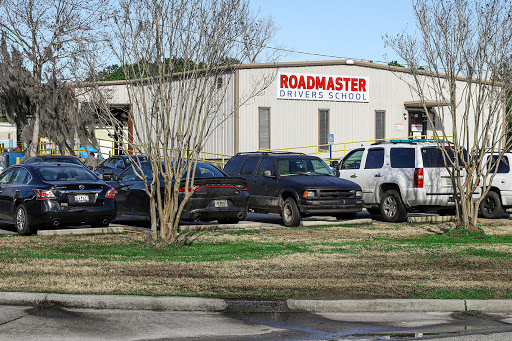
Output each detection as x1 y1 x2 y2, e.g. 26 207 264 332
28 109 40 157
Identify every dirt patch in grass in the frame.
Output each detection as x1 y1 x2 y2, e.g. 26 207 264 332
1 221 512 299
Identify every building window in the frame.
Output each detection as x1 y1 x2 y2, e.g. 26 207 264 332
259 108 270 150
216 77 223 89
319 109 329 151
375 110 385 140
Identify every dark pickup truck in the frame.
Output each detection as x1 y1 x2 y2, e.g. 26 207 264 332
223 152 363 226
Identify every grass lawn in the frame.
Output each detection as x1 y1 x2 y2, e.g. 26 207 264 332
1 220 512 299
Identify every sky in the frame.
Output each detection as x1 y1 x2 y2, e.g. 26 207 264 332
250 0 417 64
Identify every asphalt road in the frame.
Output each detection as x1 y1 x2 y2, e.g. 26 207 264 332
1 303 512 340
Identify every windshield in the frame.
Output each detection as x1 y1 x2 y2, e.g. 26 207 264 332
182 163 225 179
45 157 84 166
278 158 334 176
36 166 97 181
120 162 224 181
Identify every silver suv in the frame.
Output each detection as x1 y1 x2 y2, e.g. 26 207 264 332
335 140 480 222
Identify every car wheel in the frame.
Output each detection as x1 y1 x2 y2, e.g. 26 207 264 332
366 208 381 216
15 204 34 235
480 191 504 219
217 218 239 224
380 190 408 222
282 197 301 227
336 213 358 220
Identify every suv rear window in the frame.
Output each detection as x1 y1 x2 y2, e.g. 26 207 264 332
240 157 260 176
421 148 466 168
390 148 415 168
223 157 239 175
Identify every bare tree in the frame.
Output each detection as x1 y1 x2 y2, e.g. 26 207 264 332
384 0 512 233
86 0 275 244
0 0 109 156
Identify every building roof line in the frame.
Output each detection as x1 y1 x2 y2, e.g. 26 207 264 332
88 59 497 87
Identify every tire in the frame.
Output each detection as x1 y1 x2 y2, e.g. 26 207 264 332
281 197 301 227
366 208 381 216
380 190 408 222
15 204 34 235
217 218 239 224
336 213 358 220
480 191 504 219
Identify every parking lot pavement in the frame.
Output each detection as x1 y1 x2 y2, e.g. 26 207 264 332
0 210 509 236
0 223 16 236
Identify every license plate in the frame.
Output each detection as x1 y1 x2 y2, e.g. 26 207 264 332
75 195 89 203
214 200 228 208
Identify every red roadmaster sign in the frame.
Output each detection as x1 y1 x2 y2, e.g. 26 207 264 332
277 72 369 103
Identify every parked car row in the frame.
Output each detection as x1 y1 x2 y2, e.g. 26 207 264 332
1 140 508 235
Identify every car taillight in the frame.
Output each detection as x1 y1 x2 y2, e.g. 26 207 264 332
234 184 247 191
106 189 116 198
33 189 56 200
414 168 424 188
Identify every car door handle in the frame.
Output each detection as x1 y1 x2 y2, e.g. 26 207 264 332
375 173 382 177
350 173 357 178
502 180 506 183
15 189 20 193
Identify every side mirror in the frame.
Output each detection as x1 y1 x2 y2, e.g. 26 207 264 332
263 170 275 178
334 169 340 177
330 160 339 168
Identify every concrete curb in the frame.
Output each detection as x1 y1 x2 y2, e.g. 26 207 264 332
408 216 457 224
300 218 372 227
1 292 511 313
179 223 262 232
37 226 125 236
287 299 467 313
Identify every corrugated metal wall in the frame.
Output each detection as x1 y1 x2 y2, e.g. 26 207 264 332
102 62 488 157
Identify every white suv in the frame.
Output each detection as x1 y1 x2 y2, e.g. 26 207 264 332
335 140 480 222
479 152 512 219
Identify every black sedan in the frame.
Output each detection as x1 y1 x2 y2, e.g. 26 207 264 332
107 161 248 224
24 155 102 177
95 155 146 180
24 155 86 166
0 163 116 235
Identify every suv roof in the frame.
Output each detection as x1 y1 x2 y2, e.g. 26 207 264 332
371 138 451 146
233 151 307 157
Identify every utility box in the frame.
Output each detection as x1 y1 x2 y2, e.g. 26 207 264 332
4 151 26 168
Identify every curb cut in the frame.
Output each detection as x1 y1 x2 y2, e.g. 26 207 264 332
2 292 512 313
408 216 456 224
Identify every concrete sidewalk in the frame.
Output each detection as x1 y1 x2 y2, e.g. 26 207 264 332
1 292 511 313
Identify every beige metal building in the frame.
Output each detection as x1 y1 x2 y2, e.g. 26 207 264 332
100 60 483 159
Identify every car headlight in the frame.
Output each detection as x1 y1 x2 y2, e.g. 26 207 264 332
303 190 316 198
355 190 362 198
